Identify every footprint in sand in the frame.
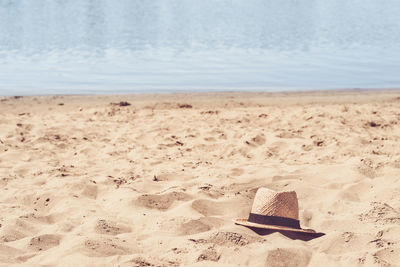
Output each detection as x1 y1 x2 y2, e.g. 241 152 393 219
180 219 211 236
197 246 220 262
0 227 26 243
197 184 225 199
266 247 312 267
82 237 136 257
0 216 46 242
81 184 98 199
191 231 265 247
357 158 382 178
94 219 131 235
357 164 377 178
221 181 261 200
191 199 236 216
179 217 224 236
372 247 400 266
336 190 360 202
19 212 56 225
230 168 244 176
0 244 24 264
246 134 266 147
28 234 61 252
135 191 191 211
359 202 400 224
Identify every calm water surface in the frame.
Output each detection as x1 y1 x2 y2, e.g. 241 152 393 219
0 0 399 95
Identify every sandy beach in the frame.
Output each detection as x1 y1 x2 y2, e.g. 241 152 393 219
1 90 400 266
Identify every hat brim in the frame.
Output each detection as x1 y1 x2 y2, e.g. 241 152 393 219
234 218 322 235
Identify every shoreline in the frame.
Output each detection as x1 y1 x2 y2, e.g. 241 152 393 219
2 88 400 112
1 87 400 98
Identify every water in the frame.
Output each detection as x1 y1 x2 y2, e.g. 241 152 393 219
0 0 399 96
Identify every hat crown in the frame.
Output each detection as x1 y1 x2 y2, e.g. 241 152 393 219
250 188 299 220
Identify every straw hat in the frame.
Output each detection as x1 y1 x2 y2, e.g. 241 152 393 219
235 188 322 235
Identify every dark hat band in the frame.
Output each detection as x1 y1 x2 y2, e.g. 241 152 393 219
248 213 301 229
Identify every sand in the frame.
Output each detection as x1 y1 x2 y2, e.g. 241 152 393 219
1 90 400 266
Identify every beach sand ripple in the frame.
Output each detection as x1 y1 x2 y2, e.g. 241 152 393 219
1 91 400 266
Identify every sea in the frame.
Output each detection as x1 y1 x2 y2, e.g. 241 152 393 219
0 0 400 96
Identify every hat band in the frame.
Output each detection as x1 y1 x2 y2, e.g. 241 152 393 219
248 213 301 229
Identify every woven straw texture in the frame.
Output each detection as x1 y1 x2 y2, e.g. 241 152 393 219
250 188 299 220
